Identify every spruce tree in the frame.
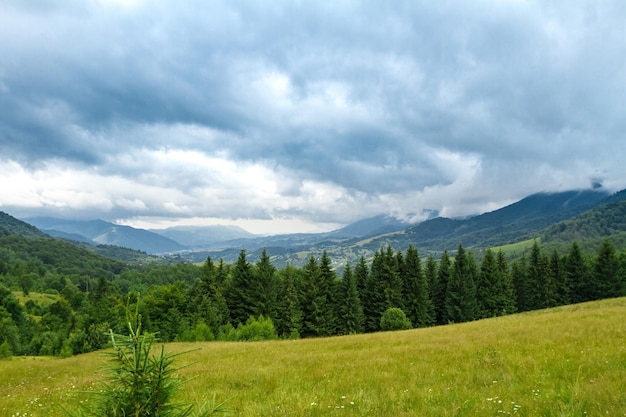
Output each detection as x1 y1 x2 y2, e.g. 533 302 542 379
226 249 255 326
337 263 364 334
300 256 325 337
540 252 558 308
402 245 433 327
424 254 439 319
434 251 451 325
477 248 498 318
254 248 278 319
319 251 338 336
593 239 622 299
526 240 543 310
275 265 303 338
445 244 477 323
496 250 517 315
551 249 570 306
566 242 591 303
512 255 529 312
364 250 387 332
354 256 369 297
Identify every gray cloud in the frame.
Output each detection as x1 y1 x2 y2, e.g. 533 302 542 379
1 0 625 232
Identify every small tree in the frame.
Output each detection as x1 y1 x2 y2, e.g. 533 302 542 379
380 307 412 331
69 308 231 416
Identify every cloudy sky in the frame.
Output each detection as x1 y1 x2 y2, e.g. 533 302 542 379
1 1 625 234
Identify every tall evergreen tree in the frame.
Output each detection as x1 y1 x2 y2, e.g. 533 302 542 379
354 256 369 298
402 245 433 327
319 251 339 336
300 256 325 337
496 250 517 315
512 255 529 312
477 249 500 318
445 244 477 323
275 265 303 338
593 239 623 299
539 251 558 309
566 242 591 304
526 240 543 310
337 263 364 334
434 251 451 325
254 248 278 319
551 249 569 306
226 249 256 326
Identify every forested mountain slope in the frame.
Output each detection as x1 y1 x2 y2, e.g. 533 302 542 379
343 189 610 253
542 191 626 249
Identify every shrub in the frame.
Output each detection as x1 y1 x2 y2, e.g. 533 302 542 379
380 308 412 331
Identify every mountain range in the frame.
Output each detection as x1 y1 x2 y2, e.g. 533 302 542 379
7 187 625 268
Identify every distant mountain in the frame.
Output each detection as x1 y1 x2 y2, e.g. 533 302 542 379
542 190 626 245
326 214 409 238
178 188 613 268
0 211 48 238
152 225 256 248
397 189 611 251
24 217 186 254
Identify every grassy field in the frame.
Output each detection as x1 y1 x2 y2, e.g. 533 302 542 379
1 298 626 416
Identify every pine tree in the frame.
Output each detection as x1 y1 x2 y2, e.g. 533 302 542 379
593 239 622 299
226 249 256 326
445 244 477 323
319 251 338 336
566 242 591 303
540 252 558 308
300 256 325 337
512 255 529 312
477 248 499 318
496 250 517 315
526 240 543 310
424 254 439 321
337 263 364 334
254 248 278 319
354 256 369 298
551 249 570 306
275 265 303 338
434 251 451 325
402 245 433 327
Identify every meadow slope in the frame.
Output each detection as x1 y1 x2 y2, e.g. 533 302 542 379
1 298 626 416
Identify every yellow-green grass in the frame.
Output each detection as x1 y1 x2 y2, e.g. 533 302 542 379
491 238 538 258
12 292 59 307
2 298 626 416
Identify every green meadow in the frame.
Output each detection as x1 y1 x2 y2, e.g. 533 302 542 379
2 297 626 417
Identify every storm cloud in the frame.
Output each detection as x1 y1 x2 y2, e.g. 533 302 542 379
1 0 625 233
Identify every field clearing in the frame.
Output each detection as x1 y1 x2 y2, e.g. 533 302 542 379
1 298 626 416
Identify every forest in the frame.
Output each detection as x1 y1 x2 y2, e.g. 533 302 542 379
1 228 625 358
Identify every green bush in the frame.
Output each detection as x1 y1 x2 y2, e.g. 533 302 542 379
380 308 412 331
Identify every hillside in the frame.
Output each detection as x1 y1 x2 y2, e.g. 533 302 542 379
0 211 47 238
2 297 625 416
24 217 186 254
541 191 626 250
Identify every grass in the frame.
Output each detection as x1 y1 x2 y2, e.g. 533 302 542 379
490 238 538 258
2 298 626 416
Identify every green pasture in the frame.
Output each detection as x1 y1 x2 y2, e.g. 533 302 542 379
1 297 625 416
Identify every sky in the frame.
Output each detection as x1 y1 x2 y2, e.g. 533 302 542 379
1 0 625 235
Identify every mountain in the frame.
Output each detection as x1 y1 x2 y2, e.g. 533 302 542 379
180 188 613 268
326 214 409 238
396 189 611 251
542 190 626 246
152 225 256 248
0 211 48 238
24 217 187 254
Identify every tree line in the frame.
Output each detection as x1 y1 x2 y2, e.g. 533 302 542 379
1 239 625 358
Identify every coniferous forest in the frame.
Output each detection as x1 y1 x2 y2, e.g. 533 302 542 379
1 224 625 358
